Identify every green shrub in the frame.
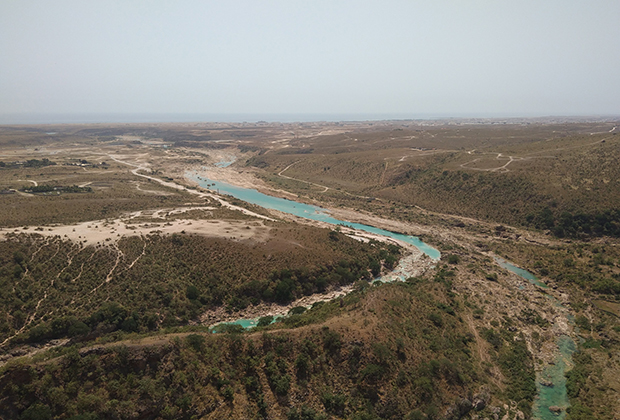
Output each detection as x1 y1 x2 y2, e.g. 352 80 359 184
447 254 460 264
288 405 327 420
321 392 346 416
428 312 443 327
257 315 274 327
221 385 234 402
28 323 51 342
21 403 52 420
213 323 244 334
485 272 498 281
406 410 425 420
566 402 594 420
185 334 206 352
273 374 291 396
185 285 199 300
68 321 90 337
295 353 310 379
289 306 307 315
481 328 502 349
321 327 341 354
413 376 433 401
359 363 385 383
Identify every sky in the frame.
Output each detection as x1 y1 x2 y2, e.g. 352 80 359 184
1 0 619 121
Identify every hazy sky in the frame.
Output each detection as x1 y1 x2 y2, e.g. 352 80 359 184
1 0 619 119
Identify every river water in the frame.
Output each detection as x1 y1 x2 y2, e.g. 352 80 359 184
495 257 576 420
188 170 439 329
188 167 571 418
188 172 441 260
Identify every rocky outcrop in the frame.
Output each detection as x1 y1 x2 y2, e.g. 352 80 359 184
472 386 491 411
444 387 491 420
539 379 554 387
444 398 473 420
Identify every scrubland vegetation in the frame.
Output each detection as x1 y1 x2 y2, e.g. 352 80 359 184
1 277 533 420
248 125 620 239
1 120 619 419
0 225 398 347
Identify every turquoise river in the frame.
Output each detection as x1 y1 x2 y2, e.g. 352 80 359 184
496 257 576 420
188 170 574 419
188 172 441 260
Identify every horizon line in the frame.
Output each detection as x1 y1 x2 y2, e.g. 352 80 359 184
1 112 619 126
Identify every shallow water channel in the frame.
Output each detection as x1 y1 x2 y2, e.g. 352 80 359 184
495 257 576 420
